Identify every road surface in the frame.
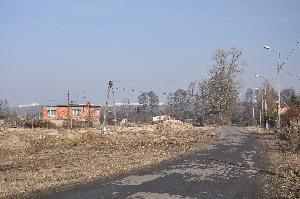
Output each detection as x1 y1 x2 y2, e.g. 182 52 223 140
33 126 269 199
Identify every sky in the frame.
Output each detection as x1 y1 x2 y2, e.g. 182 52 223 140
0 0 300 106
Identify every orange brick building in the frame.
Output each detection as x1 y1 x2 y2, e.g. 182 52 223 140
42 103 100 122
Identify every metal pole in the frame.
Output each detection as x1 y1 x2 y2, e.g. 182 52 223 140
103 88 110 126
112 86 117 124
277 53 281 131
67 90 70 128
252 89 255 120
31 110 34 129
264 83 269 129
103 81 114 134
260 90 263 127
102 88 110 134
259 110 262 126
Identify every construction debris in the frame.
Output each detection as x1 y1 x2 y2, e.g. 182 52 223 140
0 124 217 198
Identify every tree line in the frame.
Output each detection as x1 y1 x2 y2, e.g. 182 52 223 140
135 47 245 125
1 47 299 127
133 47 300 126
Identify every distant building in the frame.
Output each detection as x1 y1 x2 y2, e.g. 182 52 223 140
42 103 100 122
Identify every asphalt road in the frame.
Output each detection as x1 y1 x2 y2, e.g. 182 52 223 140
34 126 268 199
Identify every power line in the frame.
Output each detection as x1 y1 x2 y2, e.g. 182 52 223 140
283 41 299 64
282 68 300 81
110 80 191 84
280 40 300 81
279 40 299 69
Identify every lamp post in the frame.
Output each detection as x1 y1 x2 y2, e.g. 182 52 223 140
254 74 269 129
263 46 284 131
18 102 40 129
254 87 261 126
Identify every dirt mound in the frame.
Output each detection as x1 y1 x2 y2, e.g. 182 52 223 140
156 119 193 132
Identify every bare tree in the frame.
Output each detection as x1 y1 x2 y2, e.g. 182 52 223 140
289 93 300 108
147 91 159 113
0 99 9 119
265 82 278 112
138 92 148 111
259 81 278 127
166 89 191 120
243 88 255 124
281 88 296 108
187 81 203 119
198 47 245 125
137 91 159 121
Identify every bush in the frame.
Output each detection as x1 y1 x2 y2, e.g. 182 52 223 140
266 110 277 128
281 108 300 127
22 119 57 128
278 108 300 152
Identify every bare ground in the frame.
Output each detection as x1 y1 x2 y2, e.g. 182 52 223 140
0 121 217 199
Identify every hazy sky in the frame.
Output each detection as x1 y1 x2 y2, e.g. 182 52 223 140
1 0 299 106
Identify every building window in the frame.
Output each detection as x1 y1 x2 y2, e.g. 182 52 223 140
72 109 81 116
47 109 56 116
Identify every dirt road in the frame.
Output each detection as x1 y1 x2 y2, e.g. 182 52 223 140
33 126 271 199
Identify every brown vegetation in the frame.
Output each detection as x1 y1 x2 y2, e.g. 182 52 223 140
249 127 300 198
0 121 217 198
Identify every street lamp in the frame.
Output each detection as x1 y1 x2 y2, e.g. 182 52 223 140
263 45 284 131
19 102 40 129
252 88 257 120
254 87 261 126
254 74 269 130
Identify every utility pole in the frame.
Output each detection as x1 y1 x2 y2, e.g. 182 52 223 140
67 90 71 128
255 74 269 129
87 102 91 127
277 53 281 131
259 87 263 127
103 81 117 133
264 41 299 131
253 88 258 120
264 83 269 130
31 110 34 129
112 85 117 124
259 102 262 127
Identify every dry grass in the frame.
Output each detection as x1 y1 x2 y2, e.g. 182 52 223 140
249 126 300 198
246 126 272 134
0 122 217 198
267 151 300 198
